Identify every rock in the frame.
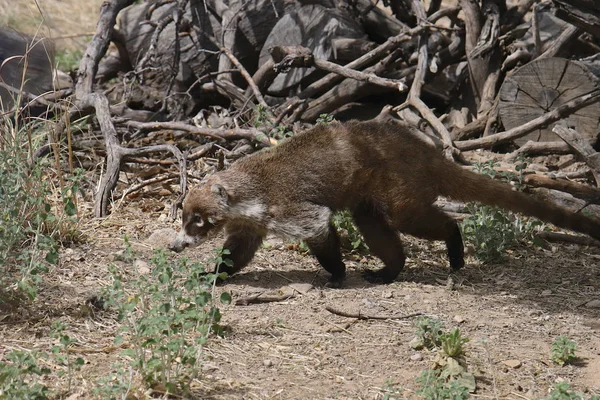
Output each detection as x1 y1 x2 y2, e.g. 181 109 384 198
502 359 522 369
453 315 466 324
134 259 151 275
382 291 394 299
263 359 273 367
409 336 425 350
585 299 600 309
541 289 552 296
410 353 423 361
145 228 177 249
288 283 313 294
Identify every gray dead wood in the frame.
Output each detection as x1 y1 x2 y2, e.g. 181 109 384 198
271 46 406 91
457 89 600 151
325 305 423 320
552 124 600 185
537 231 600 247
498 58 600 146
258 4 365 95
553 0 600 39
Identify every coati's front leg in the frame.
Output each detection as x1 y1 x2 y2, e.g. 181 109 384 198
304 224 346 288
217 226 265 278
353 203 406 284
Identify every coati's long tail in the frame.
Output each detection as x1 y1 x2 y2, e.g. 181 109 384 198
437 161 600 241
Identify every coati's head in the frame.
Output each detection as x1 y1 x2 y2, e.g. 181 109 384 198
169 183 230 252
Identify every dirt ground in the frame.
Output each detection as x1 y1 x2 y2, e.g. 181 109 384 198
1 192 599 400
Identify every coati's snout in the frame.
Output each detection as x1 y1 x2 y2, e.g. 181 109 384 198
168 229 201 252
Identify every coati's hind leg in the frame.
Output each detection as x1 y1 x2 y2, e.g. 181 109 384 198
353 203 406 284
393 206 464 271
304 224 346 288
218 226 265 278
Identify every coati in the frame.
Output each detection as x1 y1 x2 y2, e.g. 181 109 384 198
169 119 600 287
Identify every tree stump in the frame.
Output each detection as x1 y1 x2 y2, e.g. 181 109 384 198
498 58 600 146
498 57 600 146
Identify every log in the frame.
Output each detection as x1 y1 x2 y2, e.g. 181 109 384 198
553 0 600 39
258 4 366 95
498 57 600 146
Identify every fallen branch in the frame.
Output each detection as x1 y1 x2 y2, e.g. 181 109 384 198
235 291 296 306
125 120 274 146
456 90 600 151
325 305 424 320
272 46 407 91
537 231 600 247
552 124 600 186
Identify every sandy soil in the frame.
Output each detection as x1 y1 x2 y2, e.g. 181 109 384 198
2 194 599 399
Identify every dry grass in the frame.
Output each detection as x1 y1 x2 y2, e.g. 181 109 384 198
0 0 103 52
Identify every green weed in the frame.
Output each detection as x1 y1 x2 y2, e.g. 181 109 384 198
102 248 231 396
550 336 577 366
461 159 544 262
545 382 599 400
0 350 51 399
410 316 443 350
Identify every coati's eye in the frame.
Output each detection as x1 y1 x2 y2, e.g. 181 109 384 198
193 212 204 228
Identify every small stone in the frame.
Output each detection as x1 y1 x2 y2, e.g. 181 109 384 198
585 299 600 309
288 283 313 294
157 214 167 222
145 228 177 249
135 259 151 275
541 289 552 296
410 353 423 361
263 359 273 367
382 291 393 299
501 359 522 369
453 315 466 324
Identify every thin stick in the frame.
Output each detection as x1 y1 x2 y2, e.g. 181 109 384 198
325 305 423 320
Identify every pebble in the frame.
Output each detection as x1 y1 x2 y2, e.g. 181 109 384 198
410 353 423 361
453 315 466 324
585 299 600 309
263 359 273 367
541 289 552 296
134 259 151 275
501 359 522 369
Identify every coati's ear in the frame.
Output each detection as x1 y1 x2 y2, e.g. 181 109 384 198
211 184 229 205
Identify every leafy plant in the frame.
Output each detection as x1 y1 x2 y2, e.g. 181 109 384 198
550 336 577 366
0 350 51 399
460 160 544 262
316 113 335 125
332 210 369 253
441 328 469 358
0 118 59 301
103 248 231 396
93 364 136 400
416 369 470 400
410 316 443 350
50 322 85 393
545 382 599 400
414 326 476 397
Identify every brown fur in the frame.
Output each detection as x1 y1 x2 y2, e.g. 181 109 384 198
170 119 600 286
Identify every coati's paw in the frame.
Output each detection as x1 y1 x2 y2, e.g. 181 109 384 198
325 273 346 289
362 269 396 284
449 257 464 271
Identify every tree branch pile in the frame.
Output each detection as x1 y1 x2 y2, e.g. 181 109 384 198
22 0 600 220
